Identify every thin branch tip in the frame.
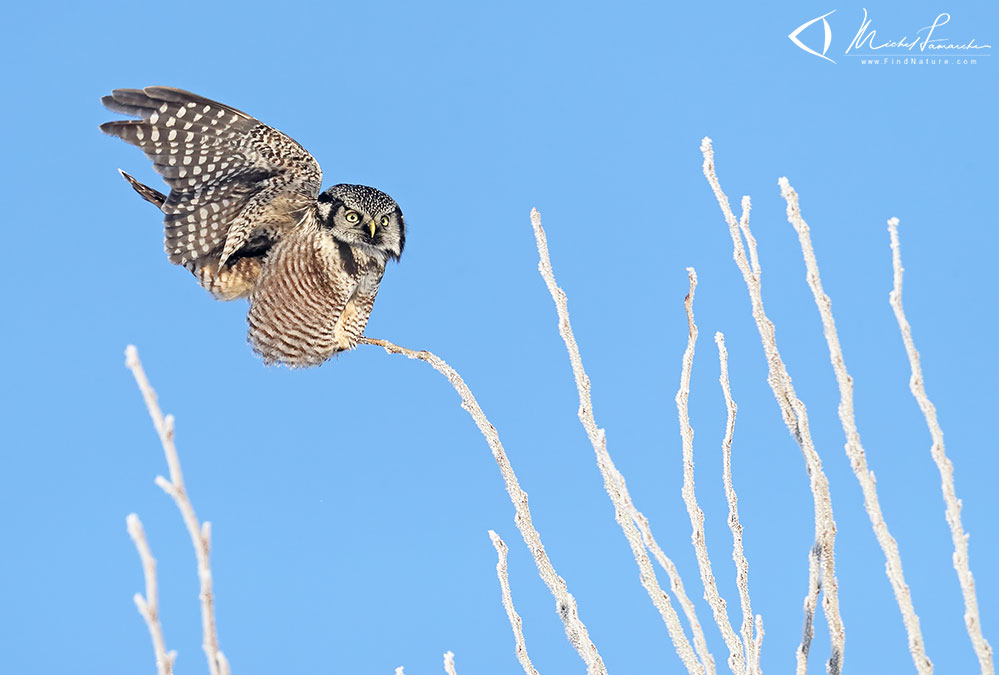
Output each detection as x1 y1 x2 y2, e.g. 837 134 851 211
534 210 711 674
888 223 993 672
704 142 844 674
781 177 931 673
490 530 540 675
126 346 225 675
364 334 607 672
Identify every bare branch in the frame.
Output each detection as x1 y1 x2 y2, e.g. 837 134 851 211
701 138 844 675
125 345 228 675
359 337 607 674
888 219 994 675
676 272 747 675
530 209 710 675
715 332 761 675
489 531 541 675
216 644 231 675
798 542 821 673
126 513 176 675
753 615 765 675
739 197 760 280
779 180 932 673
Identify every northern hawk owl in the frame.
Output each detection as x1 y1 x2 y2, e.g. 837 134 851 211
101 86 405 368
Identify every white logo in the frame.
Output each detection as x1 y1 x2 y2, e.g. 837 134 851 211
788 10 837 63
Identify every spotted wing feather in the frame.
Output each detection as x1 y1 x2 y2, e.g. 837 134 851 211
100 86 322 266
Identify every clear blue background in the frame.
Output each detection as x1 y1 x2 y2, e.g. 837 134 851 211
1 1 995 673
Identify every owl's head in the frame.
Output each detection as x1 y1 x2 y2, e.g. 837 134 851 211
317 184 405 261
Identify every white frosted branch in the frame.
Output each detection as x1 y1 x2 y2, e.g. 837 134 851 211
489 530 541 675
888 219 994 675
216 644 231 675
676 271 747 675
800 542 822 675
395 668 405 675
753 615 764 675
360 337 606 674
701 139 844 675
127 513 176 675
531 209 710 675
779 180 932 674
715 333 761 675
125 345 228 675
443 651 457 675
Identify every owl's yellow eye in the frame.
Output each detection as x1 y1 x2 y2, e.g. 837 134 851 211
345 210 360 223
380 216 390 227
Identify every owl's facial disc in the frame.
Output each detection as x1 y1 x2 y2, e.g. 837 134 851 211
335 207 377 243
319 184 406 261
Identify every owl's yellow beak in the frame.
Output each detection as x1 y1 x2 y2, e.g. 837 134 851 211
368 221 377 238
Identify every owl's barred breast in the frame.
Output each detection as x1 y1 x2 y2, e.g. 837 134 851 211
247 225 388 366
331 254 386 352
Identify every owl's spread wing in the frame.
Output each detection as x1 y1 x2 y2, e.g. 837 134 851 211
101 87 322 266
247 228 355 368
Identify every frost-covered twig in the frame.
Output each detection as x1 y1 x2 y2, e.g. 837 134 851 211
676 271 746 675
531 209 709 675
700 138 844 675
443 651 458 675
125 345 230 675
754 616 764 673
888 219 994 675
360 337 606 674
715 333 761 675
779 181 932 674
126 513 176 675
489 531 540 675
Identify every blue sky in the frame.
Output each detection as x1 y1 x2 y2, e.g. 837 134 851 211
1 1 995 673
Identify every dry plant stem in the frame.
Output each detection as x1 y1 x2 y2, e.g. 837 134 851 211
530 209 710 675
489 530 541 675
753 615 764 674
801 543 822 671
700 138 845 675
631 510 714 674
888 220 994 675
780 180 933 674
127 514 176 675
676 272 747 675
443 651 458 675
125 345 229 675
216 650 231 675
715 333 761 675
359 337 607 675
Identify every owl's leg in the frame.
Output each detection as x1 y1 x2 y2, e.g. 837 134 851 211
186 257 263 301
332 289 378 351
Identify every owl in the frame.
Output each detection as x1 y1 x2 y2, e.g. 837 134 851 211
100 86 405 367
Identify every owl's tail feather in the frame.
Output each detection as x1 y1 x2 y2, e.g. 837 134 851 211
118 169 166 210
